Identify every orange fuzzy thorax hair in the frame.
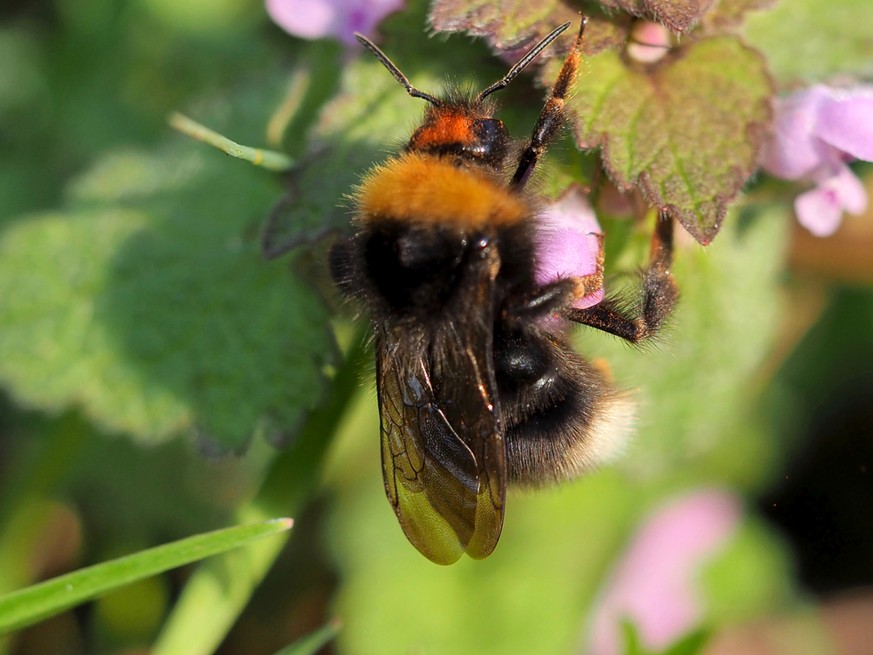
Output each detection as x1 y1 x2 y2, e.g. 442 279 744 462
408 109 477 151
356 152 528 228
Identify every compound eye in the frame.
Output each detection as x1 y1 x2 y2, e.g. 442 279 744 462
471 119 509 163
474 118 508 145
476 118 508 138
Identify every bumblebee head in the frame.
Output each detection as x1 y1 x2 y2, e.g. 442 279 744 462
405 103 509 167
354 22 572 167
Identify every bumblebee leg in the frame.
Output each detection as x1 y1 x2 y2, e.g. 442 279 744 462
503 278 579 319
510 18 588 190
505 231 605 319
564 211 677 343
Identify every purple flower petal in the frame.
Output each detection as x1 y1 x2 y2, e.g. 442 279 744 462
266 0 335 40
534 190 604 309
796 164 868 237
762 83 873 237
794 186 844 237
816 87 873 162
760 86 836 179
586 490 742 655
266 0 404 46
827 162 868 215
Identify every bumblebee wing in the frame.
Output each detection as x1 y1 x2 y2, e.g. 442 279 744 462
430 314 506 561
377 242 506 564
378 338 479 564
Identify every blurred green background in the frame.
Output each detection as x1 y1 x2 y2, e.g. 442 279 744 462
1 0 873 654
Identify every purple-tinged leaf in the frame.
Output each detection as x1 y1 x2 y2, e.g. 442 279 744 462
556 36 772 244
429 0 628 56
598 0 715 33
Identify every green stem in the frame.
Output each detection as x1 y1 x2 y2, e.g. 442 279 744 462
168 112 296 172
151 332 366 655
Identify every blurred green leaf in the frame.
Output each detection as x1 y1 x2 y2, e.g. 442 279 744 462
699 0 775 32
620 620 711 655
138 0 260 35
588 207 788 473
0 141 336 448
557 37 772 244
0 0 339 451
621 620 645 655
0 0 287 222
0 518 292 635
702 516 793 621
745 0 873 84
94 575 169 644
659 628 711 655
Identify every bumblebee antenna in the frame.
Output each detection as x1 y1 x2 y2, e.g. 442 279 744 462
476 21 576 104
354 33 443 107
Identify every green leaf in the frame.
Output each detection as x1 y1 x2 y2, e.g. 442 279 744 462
560 37 772 244
586 206 789 472
660 629 711 655
745 0 873 84
0 519 292 635
0 143 336 449
620 619 710 655
271 620 342 655
621 619 646 655
701 516 793 621
429 0 777 62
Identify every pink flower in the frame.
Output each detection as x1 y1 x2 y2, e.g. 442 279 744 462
266 0 404 47
586 489 742 655
761 85 873 237
535 189 604 310
626 21 672 64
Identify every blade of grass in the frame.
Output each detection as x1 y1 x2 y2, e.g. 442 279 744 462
0 518 292 635
151 333 366 655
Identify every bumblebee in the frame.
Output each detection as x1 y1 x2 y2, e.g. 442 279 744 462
329 19 678 564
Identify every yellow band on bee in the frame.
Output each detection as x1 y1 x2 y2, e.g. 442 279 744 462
356 153 528 228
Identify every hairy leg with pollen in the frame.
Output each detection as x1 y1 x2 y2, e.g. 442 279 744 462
564 211 678 343
510 18 588 191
